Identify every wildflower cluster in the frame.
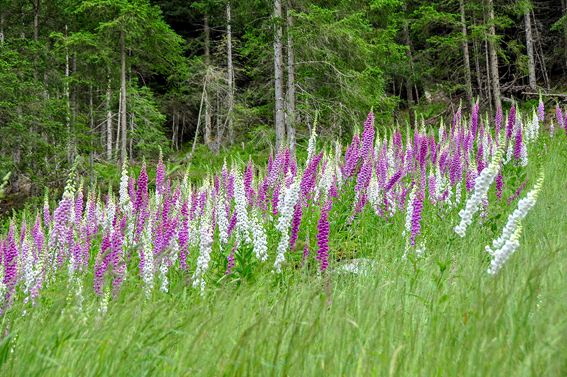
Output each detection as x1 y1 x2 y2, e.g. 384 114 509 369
0 101 557 316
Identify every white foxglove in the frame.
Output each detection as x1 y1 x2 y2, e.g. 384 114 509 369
454 146 503 237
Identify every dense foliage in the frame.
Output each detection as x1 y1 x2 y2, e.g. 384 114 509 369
1 0 567 194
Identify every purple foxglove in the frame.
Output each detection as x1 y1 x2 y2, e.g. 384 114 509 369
156 150 166 196
508 175 528 204
288 201 303 251
272 181 281 216
513 121 522 165
471 101 479 138
343 133 360 179
495 166 504 201
410 185 424 247
134 163 148 212
538 95 544 121
384 169 402 192
93 232 111 297
506 105 516 140
495 107 502 142
316 200 332 271
244 159 254 207
556 105 563 133
359 111 375 159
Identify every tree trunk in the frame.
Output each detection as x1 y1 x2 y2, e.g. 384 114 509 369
402 4 415 126
120 24 127 166
65 25 71 165
33 0 38 81
204 15 212 148
89 83 94 181
71 52 77 161
531 9 550 90
106 68 113 160
473 16 483 98
226 3 234 146
172 112 177 150
129 112 134 158
473 37 482 97
524 3 536 90
484 38 493 113
116 87 121 153
459 0 473 112
0 13 4 44
286 7 296 156
487 0 501 110
273 0 285 152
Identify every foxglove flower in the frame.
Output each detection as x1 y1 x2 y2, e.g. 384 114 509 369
384 169 402 192
156 150 166 198
306 121 317 165
301 236 310 265
288 202 303 251
513 123 523 165
471 101 479 138
134 163 148 212
410 184 424 246
495 107 502 142
454 146 504 237
250 208 268 262
359 111 375 159
343 133 360 179
506 105 516 140
226 243 237 275
119 158 131 213
427 168 436 205
404 185 417 236
508 175 528 204
43 190 51 228
233 168 251 243
193 208 214 293
489 172 544 250
487 223 522 275
537 95 544 121
316 200 332 271
556 105 563 134
268 149 284 187
244 159 255 207
74 181 84 225
354 156 373 212
495 167 504 201
141 226 154 299
274 179 300 273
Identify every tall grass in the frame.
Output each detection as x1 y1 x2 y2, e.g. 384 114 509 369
1 138 565 376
